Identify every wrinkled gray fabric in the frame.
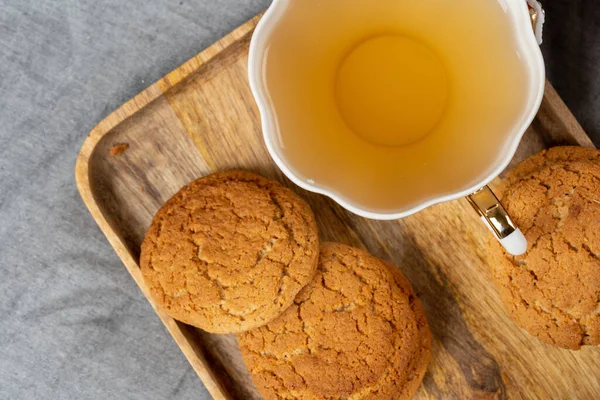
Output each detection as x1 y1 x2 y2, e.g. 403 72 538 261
0 0 597 399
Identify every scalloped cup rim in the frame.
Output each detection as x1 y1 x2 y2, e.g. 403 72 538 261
248 0 546 220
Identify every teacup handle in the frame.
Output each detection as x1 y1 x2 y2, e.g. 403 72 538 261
526 0 544 45
467 186 527 256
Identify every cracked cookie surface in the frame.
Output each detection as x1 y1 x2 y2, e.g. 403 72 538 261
140 170 319 334
238 242 431 399
489 147 600 349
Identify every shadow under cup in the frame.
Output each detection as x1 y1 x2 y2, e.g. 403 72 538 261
259 0 542 215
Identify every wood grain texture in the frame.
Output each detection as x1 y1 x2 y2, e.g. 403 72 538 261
76 15 600 400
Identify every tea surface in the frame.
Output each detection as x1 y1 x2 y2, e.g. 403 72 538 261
263 0 531 213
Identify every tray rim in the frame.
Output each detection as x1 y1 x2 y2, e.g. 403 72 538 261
75 12 596 400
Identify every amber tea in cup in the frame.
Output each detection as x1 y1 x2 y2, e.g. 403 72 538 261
262 0 532 212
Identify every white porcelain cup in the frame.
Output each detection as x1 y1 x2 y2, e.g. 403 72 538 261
249 0 545 255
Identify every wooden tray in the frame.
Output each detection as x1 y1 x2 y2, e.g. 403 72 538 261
76 15 600 400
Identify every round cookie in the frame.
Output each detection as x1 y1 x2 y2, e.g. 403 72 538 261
238 242 431 400
489 147 600 349
140 170 319 334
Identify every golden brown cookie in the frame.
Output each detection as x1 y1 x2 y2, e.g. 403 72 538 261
238 242 431 399
489 147 600 349
140 170 319 334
